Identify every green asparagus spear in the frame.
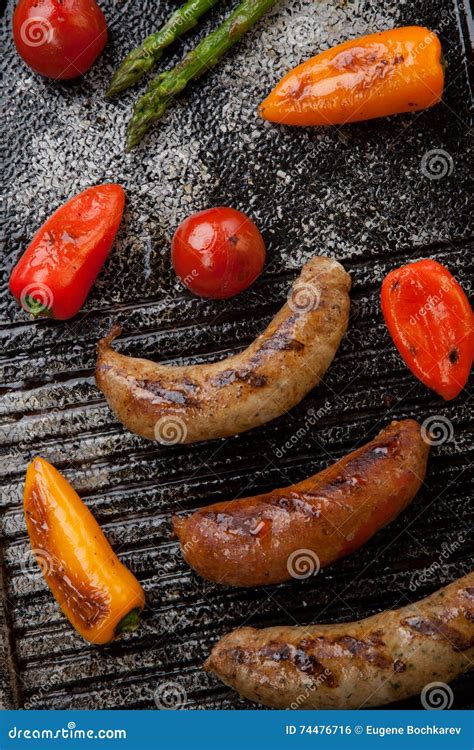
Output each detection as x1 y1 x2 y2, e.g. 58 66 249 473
106 0 220 97
127 0 277 148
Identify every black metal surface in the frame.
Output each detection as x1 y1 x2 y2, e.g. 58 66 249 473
1 0 473 711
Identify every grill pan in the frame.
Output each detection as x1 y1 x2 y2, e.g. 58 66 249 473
1 0 473 710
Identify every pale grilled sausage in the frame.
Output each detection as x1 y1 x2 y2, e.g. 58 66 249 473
95 256 350 443
173 420 430 586
205 573 474 708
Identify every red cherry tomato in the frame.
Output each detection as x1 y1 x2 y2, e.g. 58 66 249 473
13 0 107 80
171 207 266 299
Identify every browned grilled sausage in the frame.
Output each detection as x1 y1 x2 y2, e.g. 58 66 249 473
205 573 474 708
173 420 430 586
95 256 350 444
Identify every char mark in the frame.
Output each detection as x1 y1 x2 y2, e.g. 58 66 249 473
258 642 337 685
393 660 406 673
339 433 401 475
258 335 305 353
211 369 267 388
334 635 392 669
299 634 392 669
252 312 306 363
274 494 321 517
402 616 474 651
138 378 199 406
202 508 271 538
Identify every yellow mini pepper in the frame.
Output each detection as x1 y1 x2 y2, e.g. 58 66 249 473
24 457 145 645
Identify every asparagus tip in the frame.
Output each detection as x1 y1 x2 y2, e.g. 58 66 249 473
126 130 145 150
105 77 124 98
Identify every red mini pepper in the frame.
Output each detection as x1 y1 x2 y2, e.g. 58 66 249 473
381 260 474 400
9 184 125 320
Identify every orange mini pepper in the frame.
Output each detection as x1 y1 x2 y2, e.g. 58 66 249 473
381 260 474 401
24 457 145 645
259 26 444 126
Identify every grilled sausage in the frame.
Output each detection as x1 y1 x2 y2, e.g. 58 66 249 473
173 420 430 586
205 573 474 708
95 256 350 444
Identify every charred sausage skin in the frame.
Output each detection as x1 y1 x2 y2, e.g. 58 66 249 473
205 573 474 708
173 420 430 586
95 257 350 444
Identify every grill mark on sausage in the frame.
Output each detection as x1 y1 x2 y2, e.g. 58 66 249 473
333 636 393 668
401 616 474 651
211 369 267 388
225 647 248 665
460 588 474 622
200 432 403 537
329 435 401 480
98 362 201 408
298 635 392 669
202 492 324 537
393 660 407 673
305 434 400 499
274 494 322 517
257 642 338 685
137 378 200 406
203 508 272 537
207 312 307 389
258 336 305 353
249 313 305 368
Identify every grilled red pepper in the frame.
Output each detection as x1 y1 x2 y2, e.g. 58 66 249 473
9 184 125 320
381 260 474 400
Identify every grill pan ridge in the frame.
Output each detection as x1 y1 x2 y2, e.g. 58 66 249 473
1 0 473 710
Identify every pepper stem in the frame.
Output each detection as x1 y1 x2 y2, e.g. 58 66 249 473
22 294 52 319
440 50 447 75
115 608 141 636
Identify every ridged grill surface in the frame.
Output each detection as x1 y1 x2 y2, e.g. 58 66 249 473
1 0 473 710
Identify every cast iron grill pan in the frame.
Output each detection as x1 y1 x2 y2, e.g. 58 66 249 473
0 0 473 710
